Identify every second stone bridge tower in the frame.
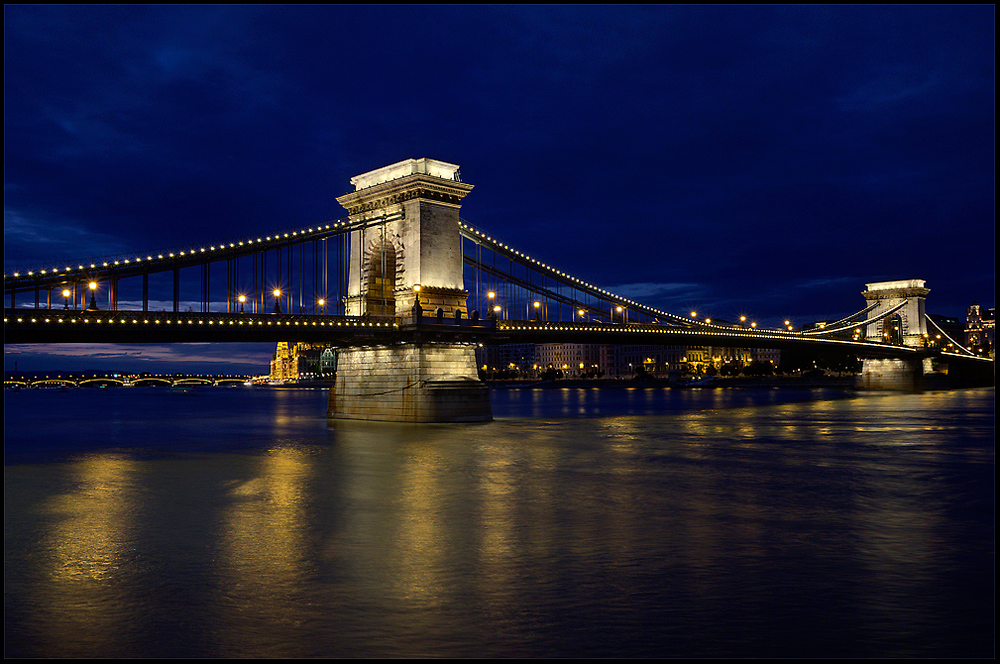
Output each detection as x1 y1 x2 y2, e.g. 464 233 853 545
328 158 491 422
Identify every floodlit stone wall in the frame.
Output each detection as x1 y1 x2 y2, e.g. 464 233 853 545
857 357 926 391
329 343 492 422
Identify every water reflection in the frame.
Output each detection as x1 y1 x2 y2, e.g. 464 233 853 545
30 455 140 656
4 387 993 657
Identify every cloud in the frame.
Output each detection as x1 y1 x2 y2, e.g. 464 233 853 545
3 206 128 269
608 282 703 301
4 342 274 374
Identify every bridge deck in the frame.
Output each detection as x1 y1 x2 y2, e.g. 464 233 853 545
6 308 969 361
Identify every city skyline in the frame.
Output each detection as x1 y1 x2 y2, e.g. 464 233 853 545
5 5 994 373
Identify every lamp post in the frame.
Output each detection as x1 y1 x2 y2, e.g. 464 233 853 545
86 282 99 311
238 294 246 313
317 298 325 315
533 301 541 321
62 289 71 310
411 285 422 319
272 289 282 314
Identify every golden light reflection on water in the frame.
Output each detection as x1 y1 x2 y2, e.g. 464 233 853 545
43 455 138 583
5 388 993 657
22 454 144 657
391 445 451 605
214 446 316 654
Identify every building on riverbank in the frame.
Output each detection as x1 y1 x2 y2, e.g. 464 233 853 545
270 343 337 381
965 302 994 357
478 342 781 379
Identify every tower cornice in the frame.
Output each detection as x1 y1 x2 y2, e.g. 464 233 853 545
336 174 474 215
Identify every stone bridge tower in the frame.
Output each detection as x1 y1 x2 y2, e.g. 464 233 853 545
336 158 473 320
858 279 933 390
328 159 491 422
861 279 930 346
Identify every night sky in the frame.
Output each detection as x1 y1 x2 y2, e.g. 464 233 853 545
4 5 995 374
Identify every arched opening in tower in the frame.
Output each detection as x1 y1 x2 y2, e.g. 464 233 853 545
366 241 396 316
886 313 904 345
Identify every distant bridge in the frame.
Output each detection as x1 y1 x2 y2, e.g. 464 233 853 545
4 373 250 389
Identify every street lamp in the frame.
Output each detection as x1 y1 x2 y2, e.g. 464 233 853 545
238 294 246 313
272 288 282 314
62 289 71 310
86 281 99 311
533 301 541 321
411 285 423 318
317 298 325 315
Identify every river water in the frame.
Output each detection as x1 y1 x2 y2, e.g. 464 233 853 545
4 384 994 658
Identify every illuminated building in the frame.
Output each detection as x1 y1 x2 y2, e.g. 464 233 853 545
965 302 995 357
534 343 604 377
478 342 780 379
270 342 336 381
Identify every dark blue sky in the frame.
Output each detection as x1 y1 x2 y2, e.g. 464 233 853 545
4 5 995 373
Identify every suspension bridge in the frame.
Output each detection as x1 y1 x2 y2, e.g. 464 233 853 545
4 158 992 420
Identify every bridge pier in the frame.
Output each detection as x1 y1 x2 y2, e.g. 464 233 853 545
856 357 935 391
328 158 492 422
328 343 491 422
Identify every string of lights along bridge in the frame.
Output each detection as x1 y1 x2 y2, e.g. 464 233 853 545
4 159 991 420
0 214 976 353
